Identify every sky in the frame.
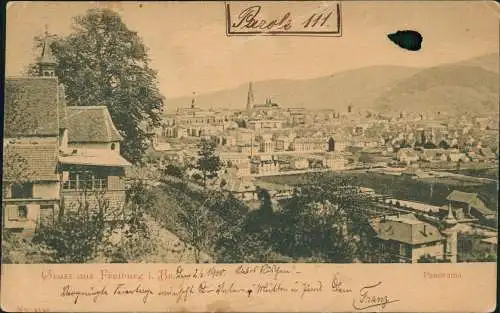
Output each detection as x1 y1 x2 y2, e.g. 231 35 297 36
5 1 499 99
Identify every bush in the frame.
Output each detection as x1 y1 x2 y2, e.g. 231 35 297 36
2 231 56 264
163 164 185 179
33 205 113 263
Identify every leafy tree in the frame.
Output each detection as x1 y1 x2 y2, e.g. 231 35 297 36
162 163 185 179
116 181 158 262
273 174 363 262
29 9 164 163
176 194 214 263
399 140 411 148
423 141 438 149
235 119 247 128
195 139 222 187
438 140 450 149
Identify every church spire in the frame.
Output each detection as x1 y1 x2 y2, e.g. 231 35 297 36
191 91 196 109
247 82 254 110
38 24 57 77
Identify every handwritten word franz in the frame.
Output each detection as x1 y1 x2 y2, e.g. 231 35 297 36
352 281 400 311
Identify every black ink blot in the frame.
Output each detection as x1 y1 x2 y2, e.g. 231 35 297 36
388 30 422 51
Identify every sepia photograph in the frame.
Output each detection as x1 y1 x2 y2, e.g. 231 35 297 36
1 1 498 312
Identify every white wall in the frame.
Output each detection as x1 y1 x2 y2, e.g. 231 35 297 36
69 142 120 153
33 182 60 199
412 242 445 263
4 204 39 230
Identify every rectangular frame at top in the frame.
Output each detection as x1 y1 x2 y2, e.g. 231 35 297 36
225 1 343 37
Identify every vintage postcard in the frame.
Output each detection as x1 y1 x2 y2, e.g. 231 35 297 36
1 1 498 312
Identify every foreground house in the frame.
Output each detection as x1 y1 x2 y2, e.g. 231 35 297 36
370 213 445 263
59 106 131 214
3 41 130 233
3 76 66 233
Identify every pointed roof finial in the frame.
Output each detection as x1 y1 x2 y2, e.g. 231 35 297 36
443 202 457 226
39 24 56 65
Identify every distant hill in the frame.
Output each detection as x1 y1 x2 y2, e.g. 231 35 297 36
166 53 498 114
373 64 499 113
456 53 498 73
166 65 420 112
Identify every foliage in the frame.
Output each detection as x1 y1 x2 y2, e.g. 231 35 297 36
114 181 158 262
195 139 222 187
234 119 247 128
2 231 56 264
438 140 450 149
457 233 497 262
29 9 164 163
418 254 451 263
272 174 364 262
32 194 115 263
162 163 185 179
423 142 438 149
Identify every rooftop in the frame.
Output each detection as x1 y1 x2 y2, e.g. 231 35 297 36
5 77 66 137
3 142 59 181
371 213 444 245
59 149 131 167
66 106 123 143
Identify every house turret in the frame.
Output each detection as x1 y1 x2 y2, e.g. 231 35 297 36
441 203 458 263
37 25 57 77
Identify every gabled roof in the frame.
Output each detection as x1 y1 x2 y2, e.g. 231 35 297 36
4 77 65 137
447 190 478 204
370 214 444 245
66 106 123 143
446 190 496 217
3 142 59 181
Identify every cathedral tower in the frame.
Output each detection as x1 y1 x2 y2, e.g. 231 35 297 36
246 82 254 110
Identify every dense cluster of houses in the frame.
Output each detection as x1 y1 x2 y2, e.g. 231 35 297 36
3 36 130 235
397 146 497 165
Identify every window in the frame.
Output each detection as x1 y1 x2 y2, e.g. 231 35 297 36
63 171 108 190
399 244 407 256
18 206 28 218
111 143 116 151
11 183 33 199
